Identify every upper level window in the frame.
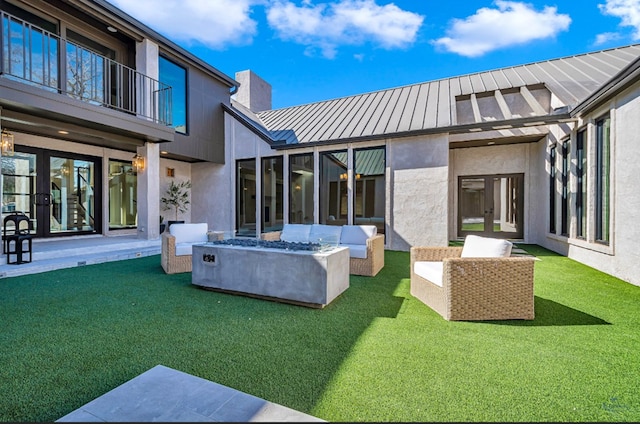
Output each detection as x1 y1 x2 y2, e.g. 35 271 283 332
595 115 610 244
159 55 187 134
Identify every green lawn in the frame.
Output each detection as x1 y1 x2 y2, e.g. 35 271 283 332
2 245 640 422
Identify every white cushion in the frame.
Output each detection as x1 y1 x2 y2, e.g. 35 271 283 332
170 223 208 244
340 225 377 245
414 261 444 287
461 235 513 258
175 242 196 256
309 224 342 245
280 224 311 243
341 243 367 259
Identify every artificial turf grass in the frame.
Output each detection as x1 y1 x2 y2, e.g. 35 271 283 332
1 246 640 422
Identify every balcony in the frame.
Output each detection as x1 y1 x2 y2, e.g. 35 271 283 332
0 10 172 127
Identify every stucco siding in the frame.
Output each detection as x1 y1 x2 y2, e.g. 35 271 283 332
565 83 640 286
388 135 449 251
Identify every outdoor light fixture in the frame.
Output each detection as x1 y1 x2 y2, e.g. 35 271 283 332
132 153 145 172
1 130 14 156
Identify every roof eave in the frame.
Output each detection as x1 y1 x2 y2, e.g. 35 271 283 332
271 113 575 150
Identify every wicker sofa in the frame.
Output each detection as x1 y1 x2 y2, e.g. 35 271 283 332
161 223 223 274
410 235 535 321
261 223 385 277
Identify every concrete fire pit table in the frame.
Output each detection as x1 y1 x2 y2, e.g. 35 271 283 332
191 240 350 308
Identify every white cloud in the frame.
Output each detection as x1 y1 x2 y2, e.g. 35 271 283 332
599 0 640 39
266 0 424 59
107 0 259 49
432 1 571 57
594 31 623 45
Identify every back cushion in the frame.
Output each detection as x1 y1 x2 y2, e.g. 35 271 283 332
340 225 377 245
461 235 513 258
280 224 311 243
170 223 208 244
309 224 342 246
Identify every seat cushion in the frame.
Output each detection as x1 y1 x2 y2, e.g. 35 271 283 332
175 242 198 256
341 243 368 259
280 224 312 243
414 261 444 287
170 223 208 244
309 224 342 246
461 235 513 258
340 225 377 245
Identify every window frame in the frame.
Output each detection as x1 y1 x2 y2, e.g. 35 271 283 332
560 138 570 237
595 115 611 244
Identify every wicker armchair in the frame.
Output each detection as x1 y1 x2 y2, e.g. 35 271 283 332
410 241 535 321
161 224 223 274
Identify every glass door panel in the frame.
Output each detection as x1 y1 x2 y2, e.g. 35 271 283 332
1 152 37 234
460 178 486 232
50 157 96 233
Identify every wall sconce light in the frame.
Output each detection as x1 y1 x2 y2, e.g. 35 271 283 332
339 172 347 180
132 153 145 172
1 130 15 156
61 163 70 176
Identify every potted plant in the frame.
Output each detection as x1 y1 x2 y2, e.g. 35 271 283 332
161 179 192 229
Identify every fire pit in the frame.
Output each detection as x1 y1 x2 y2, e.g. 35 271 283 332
191 240 350 308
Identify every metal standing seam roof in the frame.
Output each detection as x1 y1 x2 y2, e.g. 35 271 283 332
252 44 640 145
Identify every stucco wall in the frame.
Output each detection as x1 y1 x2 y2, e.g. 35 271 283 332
562 84 640 286
191 113 271 234
388 134 449 251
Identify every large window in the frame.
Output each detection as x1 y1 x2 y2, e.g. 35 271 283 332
289 153 314 224
159 55 187 133
261 157 283 233
108 160 137 230
320 150 347 226
236 159 256 237
2 3 59 91
561 139 570 236
595 116 610 243
576 129 587 238
354 147 385 234
549 145 556 234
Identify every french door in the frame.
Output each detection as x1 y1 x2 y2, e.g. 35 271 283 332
1 147 102 238
458 174 524 239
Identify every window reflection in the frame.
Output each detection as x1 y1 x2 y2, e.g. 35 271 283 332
289 154 314 224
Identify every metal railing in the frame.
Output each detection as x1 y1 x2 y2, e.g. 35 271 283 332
0 10 172 126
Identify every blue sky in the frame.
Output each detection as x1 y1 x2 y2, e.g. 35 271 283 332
106 0 640 110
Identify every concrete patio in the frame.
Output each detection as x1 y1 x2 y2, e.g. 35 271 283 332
0 234 161 278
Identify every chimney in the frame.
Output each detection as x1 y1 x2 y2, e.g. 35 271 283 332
234 70 272 112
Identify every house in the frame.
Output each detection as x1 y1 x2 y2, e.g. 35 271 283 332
0 0 236 242
217 47 640 287
2 0 640 286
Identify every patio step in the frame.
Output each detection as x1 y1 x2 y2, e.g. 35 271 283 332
56 364 325 422
0 235 161 278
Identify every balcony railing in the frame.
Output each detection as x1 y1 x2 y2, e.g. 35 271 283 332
0 10 172 126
